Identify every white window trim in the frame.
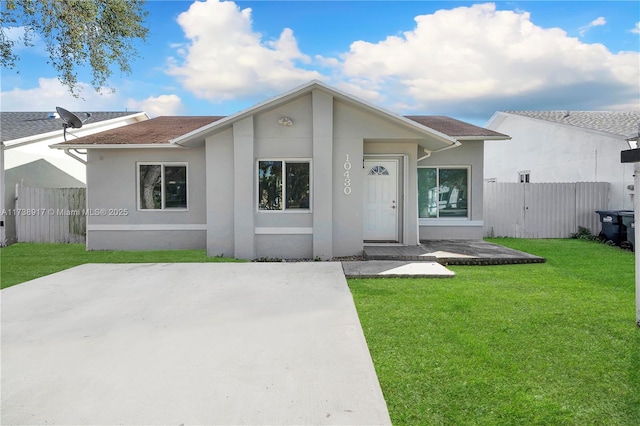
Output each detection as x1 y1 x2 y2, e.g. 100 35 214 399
256 158 312 213
418 165 471 223
518 170 531 184
137 162 189 211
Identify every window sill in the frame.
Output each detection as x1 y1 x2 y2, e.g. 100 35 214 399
138 208 189 212
257 210 312 214
419 219 483 227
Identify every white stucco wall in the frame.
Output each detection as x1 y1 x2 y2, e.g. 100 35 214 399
485 113 633 209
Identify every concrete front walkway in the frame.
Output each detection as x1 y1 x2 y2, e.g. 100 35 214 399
1 263 390 426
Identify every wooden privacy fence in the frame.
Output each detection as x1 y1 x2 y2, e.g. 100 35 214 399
483 182 610 238
15 185 86 243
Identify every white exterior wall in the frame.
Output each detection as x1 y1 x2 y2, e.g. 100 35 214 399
85 147 207 250
485 113 633 209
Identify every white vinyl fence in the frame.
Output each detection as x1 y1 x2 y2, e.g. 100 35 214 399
483 182 609 238
15 185 86 243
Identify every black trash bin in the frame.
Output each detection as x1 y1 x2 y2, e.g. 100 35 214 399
619 211 635 251
595 210 634 245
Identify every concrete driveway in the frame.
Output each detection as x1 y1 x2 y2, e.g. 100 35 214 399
1 263 390 425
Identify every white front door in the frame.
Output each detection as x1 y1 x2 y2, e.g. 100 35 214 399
363 159 399 241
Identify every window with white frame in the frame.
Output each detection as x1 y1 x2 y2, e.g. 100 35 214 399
138 163 187 210
418 167 469 219
258 160 310 211
519 171 530 183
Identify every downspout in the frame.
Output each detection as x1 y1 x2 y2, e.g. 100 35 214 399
64 148 87 165
418 140 462 163
417 148 431 162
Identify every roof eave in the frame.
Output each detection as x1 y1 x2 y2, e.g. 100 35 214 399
50 143 184 150
455 135 511 141
4 112 149 149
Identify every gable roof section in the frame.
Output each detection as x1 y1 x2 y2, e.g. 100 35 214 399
502 111 640 139
172 80 460 150
51 81 509 150
51 115 506 148
405 116 509 140
53 116 224 148
1 111 147 143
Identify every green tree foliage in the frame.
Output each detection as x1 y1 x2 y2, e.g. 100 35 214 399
0 0 148 96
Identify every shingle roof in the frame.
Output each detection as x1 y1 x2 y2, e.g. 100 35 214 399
503 111 640 139
1 111 143 142
54 114 504 147
405 116 509 138
54 116 225 146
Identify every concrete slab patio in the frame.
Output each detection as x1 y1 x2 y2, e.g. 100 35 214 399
1 263 391 426
364 240 545 265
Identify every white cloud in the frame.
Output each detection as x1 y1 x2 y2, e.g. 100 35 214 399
631 22 640 34
323 3 638 117
126 94 185 117
166 0 322 101
1 77 183 119
2 26 43 51
0 77 122 111
579 16 606 37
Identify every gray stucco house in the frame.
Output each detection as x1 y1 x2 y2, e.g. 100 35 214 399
53 81 509 259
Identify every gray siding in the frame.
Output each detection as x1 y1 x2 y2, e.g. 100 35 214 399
86 147 207 250
418 140 485 240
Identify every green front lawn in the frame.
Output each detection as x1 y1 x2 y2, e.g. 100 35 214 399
0 243 240 289
2 239 638 424
350 239 639 425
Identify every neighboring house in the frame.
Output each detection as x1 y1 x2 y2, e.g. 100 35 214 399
6 158 85 190
484 111 640 210
52 81 509 259
1 111 149 245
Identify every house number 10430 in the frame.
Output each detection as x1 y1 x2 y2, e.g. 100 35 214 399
343 154 352 195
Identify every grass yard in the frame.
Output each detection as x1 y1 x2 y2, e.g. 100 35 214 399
2 239 638 424
349 239 639 425
0 243 241 289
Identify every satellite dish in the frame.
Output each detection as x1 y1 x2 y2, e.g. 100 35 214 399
56 107 91 141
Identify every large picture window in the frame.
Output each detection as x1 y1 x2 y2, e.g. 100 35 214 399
138 163 187 210
258 160 310 211
418 167 469 218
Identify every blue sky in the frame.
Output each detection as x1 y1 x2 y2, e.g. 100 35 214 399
2 0 639 125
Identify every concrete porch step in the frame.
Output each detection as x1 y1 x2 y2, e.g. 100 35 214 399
363 246 436 262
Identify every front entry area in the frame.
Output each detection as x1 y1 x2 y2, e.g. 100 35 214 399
363 159 399 242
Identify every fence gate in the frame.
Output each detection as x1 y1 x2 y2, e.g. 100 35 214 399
15 185 86 243
484 182 609 238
